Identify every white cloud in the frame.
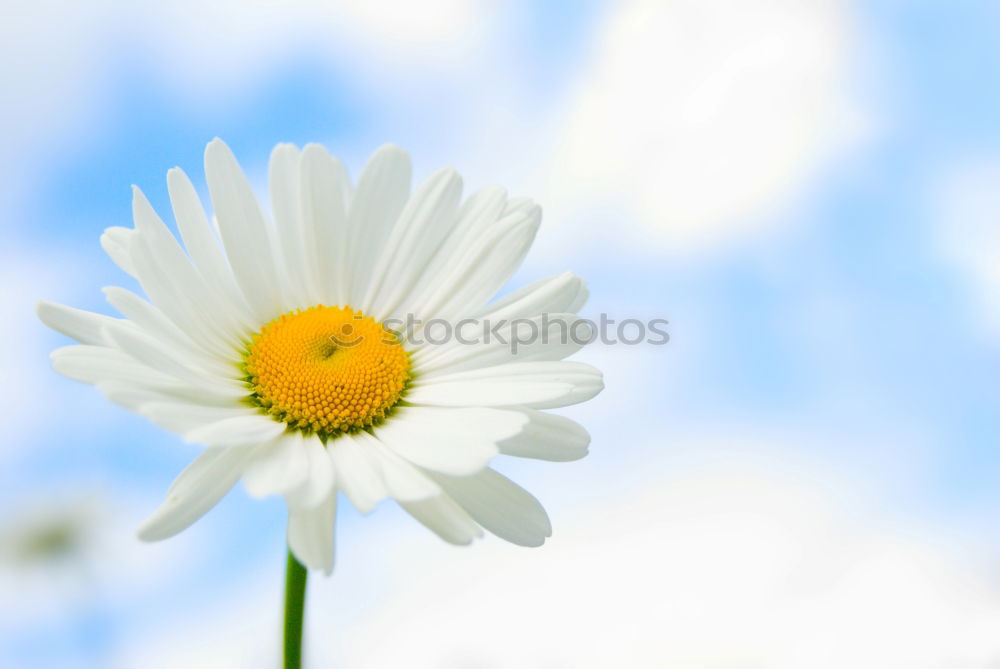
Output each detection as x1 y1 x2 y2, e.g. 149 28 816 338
104 447 1000 669
0 0 499 121
3 0 874 259
339 457 1000 668
543 0 871 253
0 0 503 218
934 159 1000 340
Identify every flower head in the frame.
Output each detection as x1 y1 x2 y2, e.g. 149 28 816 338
38 139 602 572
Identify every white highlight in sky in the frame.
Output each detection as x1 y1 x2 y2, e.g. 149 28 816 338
546 0 870 252
935 159 1000 340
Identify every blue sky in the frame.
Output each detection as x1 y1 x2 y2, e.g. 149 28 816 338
3 1 1000 667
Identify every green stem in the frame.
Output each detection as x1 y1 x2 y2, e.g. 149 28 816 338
283 549 308 669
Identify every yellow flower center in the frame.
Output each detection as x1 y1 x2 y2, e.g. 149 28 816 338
243 305 410 438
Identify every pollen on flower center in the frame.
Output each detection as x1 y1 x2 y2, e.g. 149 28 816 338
243 305 410 437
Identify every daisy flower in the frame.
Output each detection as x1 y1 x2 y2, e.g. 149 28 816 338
38 139 603 574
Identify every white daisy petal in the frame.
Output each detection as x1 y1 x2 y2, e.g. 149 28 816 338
378 427 495 477
103 286 240 377
383 186 509 326
373 406 525 476
350 431 440 502
408 361 604 409
429 468 552 547
98 381 242 412
387 406 527 438
328 433 389 514
103 320 244 393
268 144 318 306
398 494 482 545
128 232 238 359
410 206 541 322
364 166 463 320
51 345 177 388
36 301 120 346
344 144 411 306
167 167 251 321
184 414 287 448
140 402 260 435
284 434 336 509
287 492 337 574
407 381 567 408
442 186 509 256
476 271 589 321
137 446 257 541
497 408 591 462
502 196 535 217
242 433 309 500
132 186 249 341
100 226 138 278
204 138 284 322
98 384 173 411
301 143 352 307
412 313 590 376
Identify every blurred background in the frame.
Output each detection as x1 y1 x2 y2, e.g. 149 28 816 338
3 0 1000 666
